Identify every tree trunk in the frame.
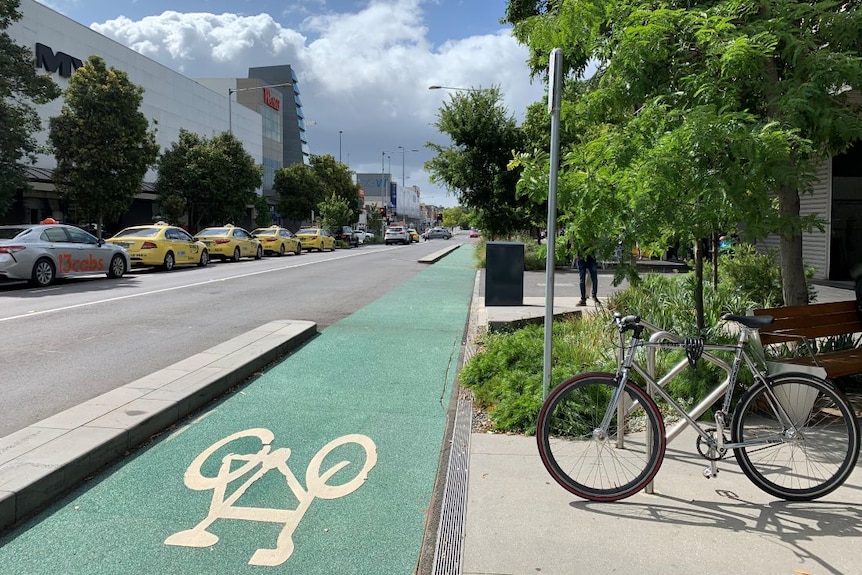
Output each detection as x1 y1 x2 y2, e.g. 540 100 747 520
711 232 719 288
777 184 809 306
693 239 705 332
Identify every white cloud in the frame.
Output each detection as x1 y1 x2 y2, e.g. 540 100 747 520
89 1 545 207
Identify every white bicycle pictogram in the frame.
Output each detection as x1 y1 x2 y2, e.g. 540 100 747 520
165 428 377 566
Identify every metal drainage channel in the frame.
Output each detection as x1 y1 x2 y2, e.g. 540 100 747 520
431 271 484 574
430 396 472 575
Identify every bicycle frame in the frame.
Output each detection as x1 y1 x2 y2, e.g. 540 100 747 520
606 316 801 484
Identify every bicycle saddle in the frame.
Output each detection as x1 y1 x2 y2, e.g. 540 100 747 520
721 314 773 329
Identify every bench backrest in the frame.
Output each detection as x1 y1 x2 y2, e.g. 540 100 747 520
753 300 862 345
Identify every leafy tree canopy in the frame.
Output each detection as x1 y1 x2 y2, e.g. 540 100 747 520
274 154 359 226
505 0 862 307
156 128 262 232
49 55 158 236
0 0 61 216
425 86 542 239
317 193 354 234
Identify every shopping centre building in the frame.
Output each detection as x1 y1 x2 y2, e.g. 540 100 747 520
5 0 311 232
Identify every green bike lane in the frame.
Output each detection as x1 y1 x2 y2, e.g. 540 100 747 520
0 245 476 574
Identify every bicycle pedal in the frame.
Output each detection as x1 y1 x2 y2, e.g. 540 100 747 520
702 467 718 479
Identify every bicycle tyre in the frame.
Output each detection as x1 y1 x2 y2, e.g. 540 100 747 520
732 373 860 501
537 372 666 502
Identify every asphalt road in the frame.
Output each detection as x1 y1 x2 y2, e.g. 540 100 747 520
0 238 470 437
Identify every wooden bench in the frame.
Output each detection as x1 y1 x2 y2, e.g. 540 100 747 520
753 300 862 379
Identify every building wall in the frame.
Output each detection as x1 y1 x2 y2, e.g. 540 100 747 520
247 65 308 168
12 0 263 185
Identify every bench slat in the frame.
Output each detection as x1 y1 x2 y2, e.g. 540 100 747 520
753 300 862 378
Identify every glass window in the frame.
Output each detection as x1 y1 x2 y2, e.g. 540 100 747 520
66 227 97 244
42 227 69 242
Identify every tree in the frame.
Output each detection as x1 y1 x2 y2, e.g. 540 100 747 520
310 154 361 221
317 193 354 235
48 56 158 236
505 0 862 307
274 163 325 223
156 129 262 232
425 87 539 239
0 0 61 217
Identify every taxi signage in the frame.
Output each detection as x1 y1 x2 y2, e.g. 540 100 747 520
58 253 104 273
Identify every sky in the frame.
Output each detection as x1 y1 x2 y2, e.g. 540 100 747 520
34 0 548 208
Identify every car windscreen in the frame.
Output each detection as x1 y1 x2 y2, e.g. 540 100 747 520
251 229 274 235
195 228 230 237
113 227 159 238
296 229 318 235
0 227 29 240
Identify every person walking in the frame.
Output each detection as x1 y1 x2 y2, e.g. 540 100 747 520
575 249 598 306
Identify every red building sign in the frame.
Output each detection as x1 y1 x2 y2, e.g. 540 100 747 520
263 88 281 111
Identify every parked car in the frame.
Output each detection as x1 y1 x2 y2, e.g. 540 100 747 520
251 226 302 256
354 230 373 244
469 229 480 238
193 225 262 262
107 223 209 270
295 227 335 252
424 227 452 240
407 228 420 243
333 225 360 248
384 226 411 245
0 220 130 287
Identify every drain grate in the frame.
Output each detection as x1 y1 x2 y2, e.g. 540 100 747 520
431 396 472 575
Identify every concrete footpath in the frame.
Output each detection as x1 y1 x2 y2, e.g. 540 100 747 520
1 250 860 575
462 269 862 575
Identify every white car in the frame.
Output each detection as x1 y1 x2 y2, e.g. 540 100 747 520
354 230 374 244
384 226 411 245
0 221 130 287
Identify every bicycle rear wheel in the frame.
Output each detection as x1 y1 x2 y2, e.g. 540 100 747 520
732 373 860 501
537 372 666 502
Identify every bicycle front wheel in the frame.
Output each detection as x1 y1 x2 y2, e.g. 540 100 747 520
732 373 860 501
537 373 666 502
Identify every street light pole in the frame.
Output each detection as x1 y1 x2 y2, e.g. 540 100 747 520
428 85 485 92
396 145 419 189
228 81 293 134
339 130 343 164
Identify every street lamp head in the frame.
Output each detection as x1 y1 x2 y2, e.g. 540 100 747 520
229 81 293 95
428 84 484 92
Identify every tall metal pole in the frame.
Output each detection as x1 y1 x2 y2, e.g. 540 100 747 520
543 48 563 401
339 130 343 163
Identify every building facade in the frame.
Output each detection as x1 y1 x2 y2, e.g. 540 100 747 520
5 0 305 232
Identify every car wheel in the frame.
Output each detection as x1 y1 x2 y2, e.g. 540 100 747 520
255 245 263 260
198 250 209 267
162 251 175 271
107 254 127 279
30 258 55 287
232 247 241 262
278 244 285 256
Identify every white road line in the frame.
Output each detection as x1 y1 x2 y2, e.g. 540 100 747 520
0 249 381 323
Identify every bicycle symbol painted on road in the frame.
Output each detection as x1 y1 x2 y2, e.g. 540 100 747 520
164 428 377 566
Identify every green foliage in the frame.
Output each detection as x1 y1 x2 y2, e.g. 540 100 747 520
318 193 354 234
49 56 158 235
310 154 361 221
155 129 261 232
463 247 797 433
505 0 862 307
426 86 544 238
275 155 358 225
460 315 615 434
252 195 273 228
274 163 325 223
0 0 61 216
158 193 187 225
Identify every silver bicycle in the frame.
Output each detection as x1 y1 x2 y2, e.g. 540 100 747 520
537 312 860 502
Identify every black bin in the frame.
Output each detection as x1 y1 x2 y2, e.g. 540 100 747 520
485 241 524 306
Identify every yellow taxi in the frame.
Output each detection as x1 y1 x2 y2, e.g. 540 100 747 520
407 228 420 242
295 227 335 252
251 226 302 256
107 223 209 270
193 225 262 262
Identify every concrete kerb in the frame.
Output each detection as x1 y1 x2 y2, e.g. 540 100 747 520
418 243 463 263
0 319 317 533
